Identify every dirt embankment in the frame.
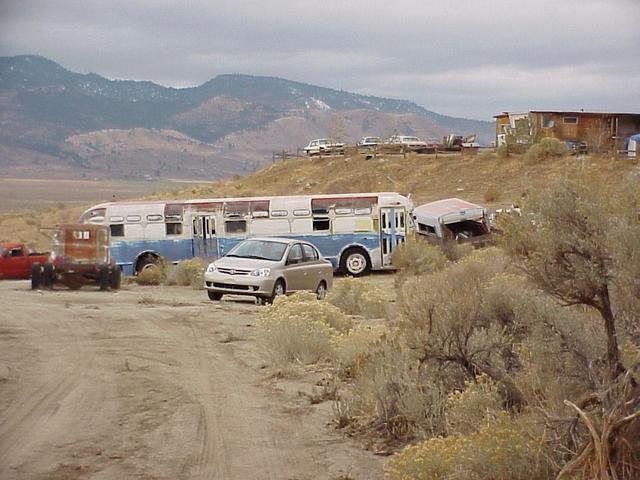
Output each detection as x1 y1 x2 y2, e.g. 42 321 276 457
0 282 384 480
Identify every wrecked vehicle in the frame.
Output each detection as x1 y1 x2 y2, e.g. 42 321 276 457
0 242 50 280
32 224 121 290
413 198 492 245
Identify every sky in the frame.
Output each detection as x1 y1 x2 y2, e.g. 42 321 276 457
0 0 638 121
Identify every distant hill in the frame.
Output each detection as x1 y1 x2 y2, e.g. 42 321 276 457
0 55 494 180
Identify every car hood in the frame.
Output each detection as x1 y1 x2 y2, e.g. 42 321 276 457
213 256 279 270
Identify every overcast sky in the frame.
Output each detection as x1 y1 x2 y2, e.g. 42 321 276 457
1 0 638 120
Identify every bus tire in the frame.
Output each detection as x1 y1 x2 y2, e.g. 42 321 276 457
339 247 371 277
99 265 110 291
31 263 42 290
109 266 122 290
42 263 55 289
136 254 162 274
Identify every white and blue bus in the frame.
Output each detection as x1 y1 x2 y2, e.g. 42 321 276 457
79 192 412 276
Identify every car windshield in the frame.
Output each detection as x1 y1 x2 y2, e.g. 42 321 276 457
225 239 288 261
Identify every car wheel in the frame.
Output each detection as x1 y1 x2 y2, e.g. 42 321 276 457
207 291 223 301
109 266 122 290
99 265 110 291
268 279 286 303
31 263 42 290
315 281 327 300
42 263 55 289
340 247 371 277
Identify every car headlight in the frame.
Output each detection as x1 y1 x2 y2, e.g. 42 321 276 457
250 268 271 277
206 264 217 273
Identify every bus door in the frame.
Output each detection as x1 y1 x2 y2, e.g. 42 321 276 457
379 207 406 267
192 214 219 260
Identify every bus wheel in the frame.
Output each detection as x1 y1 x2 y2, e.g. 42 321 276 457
340 247 371 277
31 263 42 290
136 254 162 274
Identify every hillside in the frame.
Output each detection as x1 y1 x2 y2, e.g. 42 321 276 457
0 55 494 180
2 151 637 250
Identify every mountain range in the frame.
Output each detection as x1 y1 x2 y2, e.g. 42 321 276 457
0 55 494 180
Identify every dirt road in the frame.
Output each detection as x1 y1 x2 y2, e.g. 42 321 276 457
0 282 384 480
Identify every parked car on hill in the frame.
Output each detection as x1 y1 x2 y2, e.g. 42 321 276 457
204 237 333 303
0 242 49 280
386 135 434 153
357 136 382 149
303 138 345 156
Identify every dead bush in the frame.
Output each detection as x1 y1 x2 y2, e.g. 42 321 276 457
328 277 387 318
445 373 502 435
484 184 501 202
331 324 388 375
165 258 206 289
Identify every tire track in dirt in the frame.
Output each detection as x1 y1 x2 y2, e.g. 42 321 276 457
0 349 95 473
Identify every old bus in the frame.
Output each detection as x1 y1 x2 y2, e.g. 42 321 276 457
79 192 412 276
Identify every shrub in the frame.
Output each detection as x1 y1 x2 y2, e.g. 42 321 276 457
331 324 387 374
335 336 447 440
328 277 387 318
391 235 448 277
385 412 551 480
445 374 502 435
134 264 166 285
258 293 350 369
524 137 567 164
165 258 206 289
484 184 501 202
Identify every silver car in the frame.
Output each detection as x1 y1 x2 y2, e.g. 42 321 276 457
204 238 334 303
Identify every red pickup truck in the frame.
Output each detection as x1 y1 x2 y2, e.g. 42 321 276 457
0 242 50 280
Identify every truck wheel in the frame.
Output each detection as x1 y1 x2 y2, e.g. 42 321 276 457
109 266 122 290
42 263 55 289
339 247 371 277
31 263 42 290
99 265 109 291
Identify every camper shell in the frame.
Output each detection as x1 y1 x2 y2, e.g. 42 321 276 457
413 198 492 245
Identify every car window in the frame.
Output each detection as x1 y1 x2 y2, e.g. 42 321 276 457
302 244 318 262
226 239 288 261
286 244 304 264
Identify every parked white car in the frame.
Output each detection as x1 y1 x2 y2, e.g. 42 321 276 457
386 135 433 153
357 136 382 149
304 138 345 156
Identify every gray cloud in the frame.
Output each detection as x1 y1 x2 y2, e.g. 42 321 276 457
1 0 638 119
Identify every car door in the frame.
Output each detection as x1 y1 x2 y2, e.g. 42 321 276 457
301 243 323 290
284 243 306 291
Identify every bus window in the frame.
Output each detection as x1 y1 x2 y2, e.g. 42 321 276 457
110 224 124 237
226 220 247 234
166 223 183 235
313 218 330 231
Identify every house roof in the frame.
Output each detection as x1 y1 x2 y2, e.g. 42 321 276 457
494 110 640 118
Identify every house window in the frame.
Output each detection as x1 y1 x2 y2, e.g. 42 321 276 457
542 114 554 128
563 116 578 124
110 224 125 237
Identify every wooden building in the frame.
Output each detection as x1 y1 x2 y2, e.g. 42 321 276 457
494 111 640 151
